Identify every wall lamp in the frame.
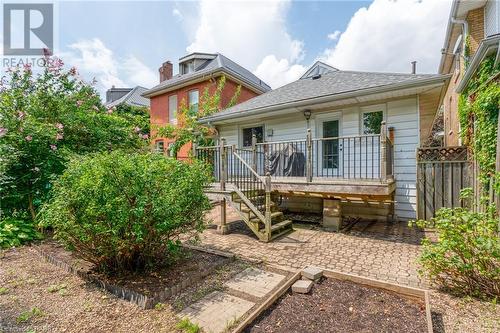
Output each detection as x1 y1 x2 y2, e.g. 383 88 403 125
303 109 312 120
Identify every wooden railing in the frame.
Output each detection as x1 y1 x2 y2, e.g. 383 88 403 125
195 122 394 184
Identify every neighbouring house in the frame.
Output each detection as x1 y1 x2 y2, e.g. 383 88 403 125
105 86 150 108
196 61 450 241
438 0 499 147
142 52 271 158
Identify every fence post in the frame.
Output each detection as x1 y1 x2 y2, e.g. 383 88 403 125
380 121 387 181
219 137 226 191
306 129 312 182
191 141 197 160
265 172 272 241
252 134 258 178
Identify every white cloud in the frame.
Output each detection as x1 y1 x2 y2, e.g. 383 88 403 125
186 0 305 88
321 0 452 73
173 8 183 21
327 30 341 41
61 38 157 96
254 55 306 89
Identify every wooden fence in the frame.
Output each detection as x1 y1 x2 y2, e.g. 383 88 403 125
416 146 471 220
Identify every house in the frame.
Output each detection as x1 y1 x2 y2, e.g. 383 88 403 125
438 0 499 146
105 86 150 108
142 53 271 158
196 61 450 241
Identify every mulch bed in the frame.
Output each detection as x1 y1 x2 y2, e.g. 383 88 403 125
244 278 428 333
36 241 229 297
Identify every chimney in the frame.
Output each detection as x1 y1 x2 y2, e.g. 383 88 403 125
411 61 417 74
159 61 173 82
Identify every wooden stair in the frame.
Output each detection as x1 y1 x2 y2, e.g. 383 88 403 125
230 191 293 241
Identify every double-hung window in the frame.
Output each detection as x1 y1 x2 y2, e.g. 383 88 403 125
169 95 177 124
242 126 264 147
188 90 199 113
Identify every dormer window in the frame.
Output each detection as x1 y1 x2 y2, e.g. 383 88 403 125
181 61 195 75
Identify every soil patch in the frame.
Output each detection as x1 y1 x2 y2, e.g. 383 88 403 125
37 241 228 297
245 278 428 333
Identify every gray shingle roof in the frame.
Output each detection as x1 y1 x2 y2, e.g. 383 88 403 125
143 53 271 97
106 86 150 108
200 70 447 122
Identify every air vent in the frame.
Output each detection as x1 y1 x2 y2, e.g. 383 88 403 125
312 74 321 80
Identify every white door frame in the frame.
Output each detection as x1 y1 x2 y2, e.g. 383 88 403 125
314 112 343 177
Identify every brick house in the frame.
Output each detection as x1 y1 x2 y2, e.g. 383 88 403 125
142 53 270 158
438 0 499 146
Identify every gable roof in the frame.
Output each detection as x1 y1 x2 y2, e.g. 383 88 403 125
106 86 150 108
300 61 339 79
142 53 271 97
199 69 450 124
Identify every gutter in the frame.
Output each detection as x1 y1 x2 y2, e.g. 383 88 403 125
456 34 500 93
199 74 451 124
438 0 461 74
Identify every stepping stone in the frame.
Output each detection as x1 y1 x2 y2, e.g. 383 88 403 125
225 267 285 298
292 279 313 294
179 291 254 333
302 266 323 281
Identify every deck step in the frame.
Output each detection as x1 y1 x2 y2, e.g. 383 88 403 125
240 202 276 214
250 211 283 224
270 219 292 232
269 221 293 240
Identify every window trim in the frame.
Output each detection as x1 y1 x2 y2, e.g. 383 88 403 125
240 124 265 148
188 89 199 113
155 140 165 154
168 94 178 125
360 104 386 135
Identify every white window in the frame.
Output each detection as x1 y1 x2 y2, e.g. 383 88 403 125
362 110 384 134
169 95 177 124
188 90 199 113
167 142 175 157
155 140 164 153
242 126 264 147
181 61 195 74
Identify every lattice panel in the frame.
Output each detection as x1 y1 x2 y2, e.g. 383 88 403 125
417 146 468 162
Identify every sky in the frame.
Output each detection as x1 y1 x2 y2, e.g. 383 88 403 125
4 0 454 96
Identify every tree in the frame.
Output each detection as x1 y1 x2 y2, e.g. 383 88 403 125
0 55 147 221
155 75 241 156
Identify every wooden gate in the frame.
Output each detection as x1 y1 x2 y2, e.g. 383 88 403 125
416 146 471 220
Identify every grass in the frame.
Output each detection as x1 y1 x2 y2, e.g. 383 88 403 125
47 283 67 293
0 287 8 295
16 307 44 323
176 318 200 333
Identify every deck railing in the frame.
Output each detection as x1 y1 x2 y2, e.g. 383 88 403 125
195 122 394 184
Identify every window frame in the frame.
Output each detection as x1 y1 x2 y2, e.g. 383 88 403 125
361 104 386 135
188 89 199 113
240 124 265 148
155 140 165 154
168 94 177 124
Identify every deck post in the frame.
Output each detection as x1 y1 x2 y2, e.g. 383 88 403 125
219 137 227 191
191 141 197 159
306 129 312 182
252 133 258 178
380 121 387 182
265 172 272 241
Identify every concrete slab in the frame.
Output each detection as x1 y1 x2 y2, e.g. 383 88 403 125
292 279 313 294
180 291 254 333
225 267 285 298
302 266 323 281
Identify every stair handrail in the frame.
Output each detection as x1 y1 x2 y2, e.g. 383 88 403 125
231 149 272 238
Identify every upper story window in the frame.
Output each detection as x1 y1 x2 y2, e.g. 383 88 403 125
242 126 264 147
362 110 384 135
169 95 177 124
181 61 195 75
189 90 199 113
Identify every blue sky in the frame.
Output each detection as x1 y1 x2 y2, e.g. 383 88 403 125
21 0 453 94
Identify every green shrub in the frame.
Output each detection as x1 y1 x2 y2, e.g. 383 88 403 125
411 205 500 299
39 151 211 273
0 217 42 248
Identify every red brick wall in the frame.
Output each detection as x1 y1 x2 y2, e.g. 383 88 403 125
150 75 261 158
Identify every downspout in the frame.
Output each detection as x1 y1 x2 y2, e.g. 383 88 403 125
451 18 469 62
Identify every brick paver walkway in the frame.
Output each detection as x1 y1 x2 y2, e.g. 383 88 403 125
202 206 427 288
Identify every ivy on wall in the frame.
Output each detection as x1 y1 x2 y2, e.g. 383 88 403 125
458 55 500 190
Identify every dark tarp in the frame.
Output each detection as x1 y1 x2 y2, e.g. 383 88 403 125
268 143 306 177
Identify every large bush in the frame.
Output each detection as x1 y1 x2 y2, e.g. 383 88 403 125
0 216 42 248
412 205 500 299
0 57 147 221
39 151 211 273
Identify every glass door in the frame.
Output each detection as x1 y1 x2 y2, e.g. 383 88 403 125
321 120 341 177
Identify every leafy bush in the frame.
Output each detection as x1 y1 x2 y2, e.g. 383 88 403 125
0 217 42 248
0 56 147 221
39 151 211 273
411 204 500 299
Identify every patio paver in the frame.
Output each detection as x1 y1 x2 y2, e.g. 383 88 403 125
225 267 285 298
202 205 428 288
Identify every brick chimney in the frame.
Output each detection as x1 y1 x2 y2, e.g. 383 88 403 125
159 61 173 82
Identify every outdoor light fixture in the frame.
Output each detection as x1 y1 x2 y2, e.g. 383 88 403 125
303 109 312 120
